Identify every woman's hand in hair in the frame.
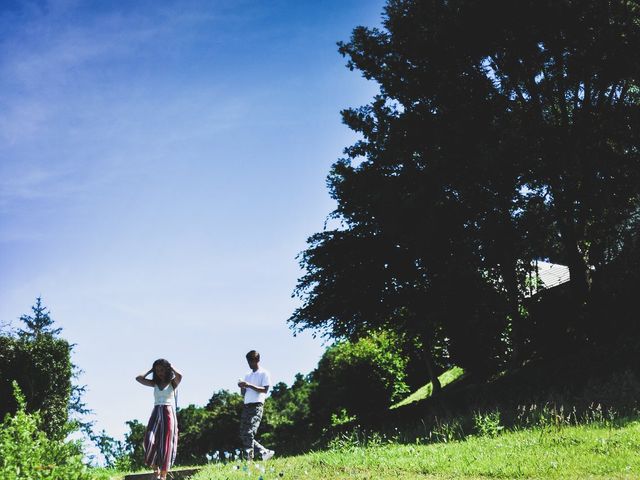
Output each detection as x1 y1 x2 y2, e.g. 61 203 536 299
170 365 183 388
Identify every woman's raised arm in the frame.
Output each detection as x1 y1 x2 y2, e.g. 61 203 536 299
136 368 155 387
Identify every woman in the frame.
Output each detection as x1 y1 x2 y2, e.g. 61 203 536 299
136 359 182 480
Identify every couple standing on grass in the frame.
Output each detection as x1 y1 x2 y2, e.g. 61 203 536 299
135 350 274 480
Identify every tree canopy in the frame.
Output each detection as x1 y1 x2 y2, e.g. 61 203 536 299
290 0 640 380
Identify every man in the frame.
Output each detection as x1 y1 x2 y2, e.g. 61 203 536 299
238 350 275 461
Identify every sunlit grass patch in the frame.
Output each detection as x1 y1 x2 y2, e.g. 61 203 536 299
391 366 465 409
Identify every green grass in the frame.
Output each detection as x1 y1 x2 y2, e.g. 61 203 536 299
391 366 465 409
186 419 640 479
89 467 140 480
89 465 201 480
89 468 125 480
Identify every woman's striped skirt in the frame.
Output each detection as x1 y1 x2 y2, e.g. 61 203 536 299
143 404 178 471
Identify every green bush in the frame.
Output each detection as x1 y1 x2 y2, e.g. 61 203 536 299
0 382 89 480
310 330 410 430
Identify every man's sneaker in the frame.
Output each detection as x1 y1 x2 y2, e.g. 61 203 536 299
261 449 275 461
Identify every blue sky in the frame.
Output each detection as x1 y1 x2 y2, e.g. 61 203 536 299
0 0 384 443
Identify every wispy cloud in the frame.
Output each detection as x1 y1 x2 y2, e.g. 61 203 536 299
0 0 242 141
0 0 256 211
1 11 163 143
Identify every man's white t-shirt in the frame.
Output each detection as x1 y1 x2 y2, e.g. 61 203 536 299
243 367 271 404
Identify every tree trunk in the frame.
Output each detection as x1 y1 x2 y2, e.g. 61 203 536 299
557 217 591 307
566 248 591 306
501 260 525 369
422 338 441 395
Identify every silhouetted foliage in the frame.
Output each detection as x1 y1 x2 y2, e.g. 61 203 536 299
291 0 640 377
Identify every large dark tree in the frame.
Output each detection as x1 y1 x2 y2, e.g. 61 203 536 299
291 0 640 377
480 1 640 311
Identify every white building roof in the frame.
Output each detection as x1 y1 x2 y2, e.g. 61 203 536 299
526 260 570 297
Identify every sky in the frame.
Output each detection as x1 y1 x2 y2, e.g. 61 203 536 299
0 0 385 444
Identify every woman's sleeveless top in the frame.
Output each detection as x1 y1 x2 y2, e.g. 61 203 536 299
153 383 175 405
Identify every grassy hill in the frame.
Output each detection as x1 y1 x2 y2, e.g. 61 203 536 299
186 418 640 479
97 353 640 480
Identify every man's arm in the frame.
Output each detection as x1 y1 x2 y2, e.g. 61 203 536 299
238 381 268 394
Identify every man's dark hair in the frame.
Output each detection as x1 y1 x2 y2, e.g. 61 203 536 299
246 350 260 362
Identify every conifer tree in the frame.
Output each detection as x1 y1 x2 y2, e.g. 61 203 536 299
18 296 62 338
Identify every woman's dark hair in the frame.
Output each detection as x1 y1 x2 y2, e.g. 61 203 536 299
151 358 174 385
